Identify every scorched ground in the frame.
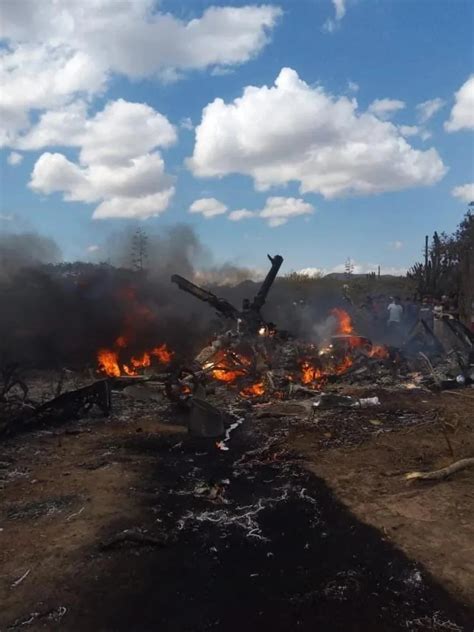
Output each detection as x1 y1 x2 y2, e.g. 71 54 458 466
1 255 473 631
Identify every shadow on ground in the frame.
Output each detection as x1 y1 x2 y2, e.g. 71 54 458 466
66 425 472 632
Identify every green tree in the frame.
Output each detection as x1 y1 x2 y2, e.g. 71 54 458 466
408 209 473 316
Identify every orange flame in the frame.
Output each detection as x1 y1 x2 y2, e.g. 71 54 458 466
212 369 246 382
300 354 353 385
240 382 265 397
369 344 389 359
95 284 175 377
98 349 121 377
334 355 353 374
150 344 173 364
207 350 251 383
131 352 151 369
331 308 353 334
301 361 324 385
97 340 173 376
297 309 388 385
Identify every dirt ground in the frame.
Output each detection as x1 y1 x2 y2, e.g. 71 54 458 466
289 388 474 604
0 386 473 630
0 405 188 629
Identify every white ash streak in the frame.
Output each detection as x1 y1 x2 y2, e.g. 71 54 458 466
66 506 85 521
11 568 31 588
404 612 463 631
177 486 319 542
216 415 244 451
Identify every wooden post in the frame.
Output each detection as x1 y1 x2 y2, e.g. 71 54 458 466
424 235 429 292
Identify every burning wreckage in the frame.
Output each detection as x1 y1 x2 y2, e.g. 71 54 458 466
1 253 473 439
2 254 474 631
162 254 473 435
163 255 392 421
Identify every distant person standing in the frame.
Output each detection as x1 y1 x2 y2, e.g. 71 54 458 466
387 296 403 342
403 296 418 329
433 298 445 340
373 294 386 335
419 299 434 329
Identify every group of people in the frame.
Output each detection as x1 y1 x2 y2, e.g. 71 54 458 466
360 294 458 344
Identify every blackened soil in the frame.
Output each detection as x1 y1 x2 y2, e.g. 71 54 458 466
67 422 472 632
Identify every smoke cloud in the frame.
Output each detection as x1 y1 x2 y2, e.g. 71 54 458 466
0 225 266 369
0 232 62 282
0 224 364 371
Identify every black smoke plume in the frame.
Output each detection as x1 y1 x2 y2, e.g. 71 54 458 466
0 232 62 282
0 226 264 369
0 224 362 371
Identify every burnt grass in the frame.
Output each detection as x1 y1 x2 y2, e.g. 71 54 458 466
69 417 471 632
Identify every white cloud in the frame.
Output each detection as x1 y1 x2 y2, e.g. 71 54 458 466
0 44 107 145
297 267 324 278
259 196 314 227
229 209 257 221
94 190 174 220
323 0 346 32
347 81 359 93
210 66 236 77
445 76 474 132
180 117 194 131
189 197 228 218
7 151 23 165
30 151 175 219
452 183 474 203
226 196 314 226
389 240 404 250
27 99 176 220
227 197 313 226
189 68 446 198
0 2 281 144
87 244 100 253
416 98 444 123
398 125 421 137
332 0 347 21
368 98 405 119
398 125 432 141
322 20 337 34
18 99 176 162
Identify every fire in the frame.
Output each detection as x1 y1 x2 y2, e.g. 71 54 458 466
297 309 389 386
97 349 121 377
204 349 251 384
97 285 174 377
331 308 353 334
240 382 265 397
300 355 354 385
131 352 151 369
212 369 245 382
334 355 353 374
369 344 389 359
97 340 173 377
151 344 173 364
301 361 324 385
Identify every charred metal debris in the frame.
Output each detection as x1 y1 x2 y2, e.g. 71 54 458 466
1 253 473 440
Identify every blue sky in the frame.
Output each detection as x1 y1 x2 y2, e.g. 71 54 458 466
1 0 473 275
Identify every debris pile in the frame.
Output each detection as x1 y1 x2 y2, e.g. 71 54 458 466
1 253 473 440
